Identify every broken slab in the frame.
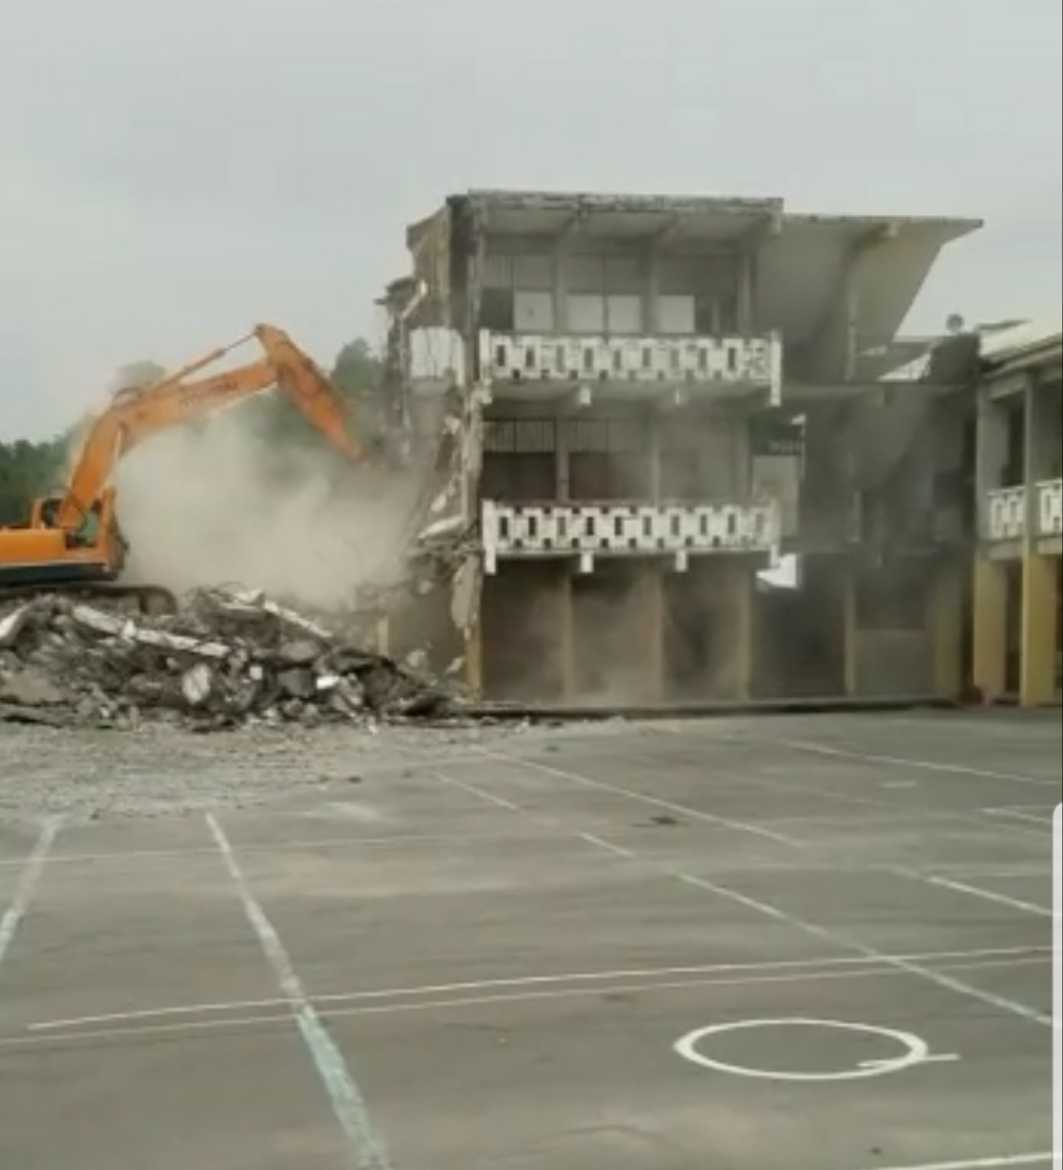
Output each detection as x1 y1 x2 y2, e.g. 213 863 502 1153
71 605 130 638
277 668 316 699
181 663 214 708
129 627 230 660
0 702 70 727
276 638 322 667
261 600 332 640
0 603 34 649
0 667 68 707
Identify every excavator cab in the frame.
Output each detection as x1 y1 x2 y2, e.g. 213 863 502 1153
0 488 125 588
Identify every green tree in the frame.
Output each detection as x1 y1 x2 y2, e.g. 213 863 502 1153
331 338 381 402
0 436 69 525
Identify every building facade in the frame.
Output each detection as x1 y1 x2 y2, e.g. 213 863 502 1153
972 329 1062 705
389 189 987 705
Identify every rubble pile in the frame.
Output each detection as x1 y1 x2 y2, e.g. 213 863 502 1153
0 588 453 730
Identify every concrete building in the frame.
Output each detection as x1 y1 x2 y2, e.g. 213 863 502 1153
390 189 983 704
972 325 1062 705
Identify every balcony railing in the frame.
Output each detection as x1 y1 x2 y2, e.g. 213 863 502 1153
986 486 1026 541
481 499 779 573
478 330 782 403
985 480 1063 541
1039 478 1062 537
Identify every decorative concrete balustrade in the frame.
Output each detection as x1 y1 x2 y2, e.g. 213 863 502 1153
1038 478 1062 537
478 330 782 403
481 499 779 573
985 480 1063 541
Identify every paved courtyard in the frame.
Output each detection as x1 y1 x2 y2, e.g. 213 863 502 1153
0 709 1058 1169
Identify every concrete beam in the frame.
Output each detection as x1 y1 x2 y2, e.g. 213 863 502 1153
651 215 683 246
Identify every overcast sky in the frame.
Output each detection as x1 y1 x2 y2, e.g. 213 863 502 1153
2 0 1060 439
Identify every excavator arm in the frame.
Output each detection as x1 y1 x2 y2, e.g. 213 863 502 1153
55 324 362 530
1 325 364 596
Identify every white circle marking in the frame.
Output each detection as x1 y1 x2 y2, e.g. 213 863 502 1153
673 1017 931 1081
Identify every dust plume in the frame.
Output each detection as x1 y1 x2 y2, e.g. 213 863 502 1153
112 406 422 608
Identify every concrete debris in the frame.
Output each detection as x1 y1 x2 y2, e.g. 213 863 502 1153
417 514 465 544
276 639 321 667
0 588 456 731
403 648 429 673
0 604 33 650
277 668 316 699
0 667 67 707
180 663 214 708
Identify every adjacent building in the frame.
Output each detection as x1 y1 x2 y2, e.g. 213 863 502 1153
386 188 1009 705
972 325 1062 705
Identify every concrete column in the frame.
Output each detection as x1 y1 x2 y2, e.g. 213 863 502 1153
840 260 859 382
555 415 570 501
636 563 665 702
463 619 483 698
1019 376 1059 706
712 560 754 701
737 251 755 337
647 414 662 502
843 565 858 696
552 243 568 334
1019 551 1058 706
559 567 577 701
972 554 1007 700
974 384 1010 538
644 247 660 334
928 557 965 698
733 561 753 701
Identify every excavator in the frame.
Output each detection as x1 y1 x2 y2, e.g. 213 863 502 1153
0 324 364 611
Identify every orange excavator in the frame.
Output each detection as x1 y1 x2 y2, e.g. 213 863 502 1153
0 324 363 610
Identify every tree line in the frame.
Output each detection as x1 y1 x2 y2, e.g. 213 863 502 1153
0 338 381 525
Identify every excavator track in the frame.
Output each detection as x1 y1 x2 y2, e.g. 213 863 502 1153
0 582 177 616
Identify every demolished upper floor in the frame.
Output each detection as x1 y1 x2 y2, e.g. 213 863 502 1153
395 188 982 400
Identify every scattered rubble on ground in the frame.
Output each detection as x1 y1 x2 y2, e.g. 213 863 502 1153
0 588 459 731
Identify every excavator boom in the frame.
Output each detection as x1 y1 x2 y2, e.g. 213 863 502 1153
1 325 364 597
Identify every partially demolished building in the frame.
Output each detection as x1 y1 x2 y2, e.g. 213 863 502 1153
389 189 984 704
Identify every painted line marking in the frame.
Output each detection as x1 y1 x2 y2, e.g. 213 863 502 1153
26 945 1047 1033
477 748 805 847
674 1017 942 1082
985 808 1054 827
860 1053 960 1069
853 1153 1052 1170
775 738 1055 787
892 868 1052 917
650 726 1053 841
0 817 62 970
460 750 1048 1025
205 813 388 1170
433 771 523 812
5 955 1048 1051
578 832 636 858
670 871 1050 1027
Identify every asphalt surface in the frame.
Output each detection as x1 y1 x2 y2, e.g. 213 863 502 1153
0 709 1058 1170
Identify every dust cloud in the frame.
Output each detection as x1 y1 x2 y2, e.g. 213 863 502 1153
112 406 422 608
